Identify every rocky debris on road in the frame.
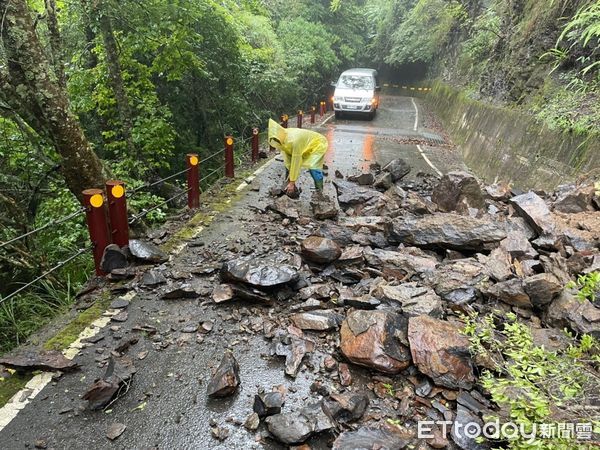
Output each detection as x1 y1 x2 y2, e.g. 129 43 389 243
340 310 411 374
207 351 240 398
128 239 168 263
300 236 342 263
43 151 599 449
82 357 136 410
0 350 78 372
408 316 475 389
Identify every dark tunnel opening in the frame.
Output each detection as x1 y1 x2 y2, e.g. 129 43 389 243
377 62 430 85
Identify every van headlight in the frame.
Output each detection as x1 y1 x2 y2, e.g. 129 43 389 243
333 96 342 102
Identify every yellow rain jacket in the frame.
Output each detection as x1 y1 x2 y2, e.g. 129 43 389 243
268 119 328 182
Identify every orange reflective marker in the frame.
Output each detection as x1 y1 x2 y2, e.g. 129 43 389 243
90 193 104 208
111 184 125 199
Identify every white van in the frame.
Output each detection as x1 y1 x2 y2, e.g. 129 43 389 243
332 68 380 120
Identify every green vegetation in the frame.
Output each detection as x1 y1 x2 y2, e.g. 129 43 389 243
463 312 600 449
567 272 600 303
364 0 599 135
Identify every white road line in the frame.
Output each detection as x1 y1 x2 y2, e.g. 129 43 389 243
321 114 335 126
411 97 419 131
0 293 130 432
417 144 443 177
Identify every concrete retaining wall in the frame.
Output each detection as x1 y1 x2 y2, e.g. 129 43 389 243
426 83 600 190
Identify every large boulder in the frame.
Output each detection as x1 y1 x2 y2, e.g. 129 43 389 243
390 213 507 251
382 158 411 182
340 310 411 374
544 289 600 338
431 171 485 213
301 236 342 264
407 316 475 389
509 192 556 236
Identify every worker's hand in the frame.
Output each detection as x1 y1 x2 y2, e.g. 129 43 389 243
285 181 297 197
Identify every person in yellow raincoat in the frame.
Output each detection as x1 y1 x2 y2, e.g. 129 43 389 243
268 118 328 197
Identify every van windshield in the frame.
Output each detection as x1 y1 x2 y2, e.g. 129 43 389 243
337 75 374 90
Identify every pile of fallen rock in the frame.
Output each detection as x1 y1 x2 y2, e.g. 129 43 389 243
208 161 599 448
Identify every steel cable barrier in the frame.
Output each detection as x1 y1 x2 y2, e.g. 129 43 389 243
0 101 333 302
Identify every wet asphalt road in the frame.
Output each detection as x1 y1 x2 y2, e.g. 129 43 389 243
0 95 466 449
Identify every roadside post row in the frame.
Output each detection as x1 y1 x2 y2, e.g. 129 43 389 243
76 102 333 276
383 84 433 91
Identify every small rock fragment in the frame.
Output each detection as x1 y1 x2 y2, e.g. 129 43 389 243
207 352 240 398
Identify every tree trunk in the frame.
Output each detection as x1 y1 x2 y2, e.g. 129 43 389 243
96 4 138 158
0 0 106 201
44 0 67 89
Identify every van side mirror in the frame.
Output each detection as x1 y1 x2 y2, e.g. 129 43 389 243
375 86 381 91
331 81 337 87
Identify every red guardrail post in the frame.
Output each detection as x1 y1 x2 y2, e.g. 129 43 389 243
330 97 334 112
310 106 316 124
225 136 234 178
280 114 288 128
187 153 200 209
319 101 325 117
105 180 129 248
83 189 111 276
251 128 259 163
297 110 303 128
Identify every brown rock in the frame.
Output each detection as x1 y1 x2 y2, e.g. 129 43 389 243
523 273 562 306
486 279 532 308
290 310 342 331
407 316 475 389
340 310 411 374
301 236 342 264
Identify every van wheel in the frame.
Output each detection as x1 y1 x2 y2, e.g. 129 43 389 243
335 111 342 119
368 111 375 121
